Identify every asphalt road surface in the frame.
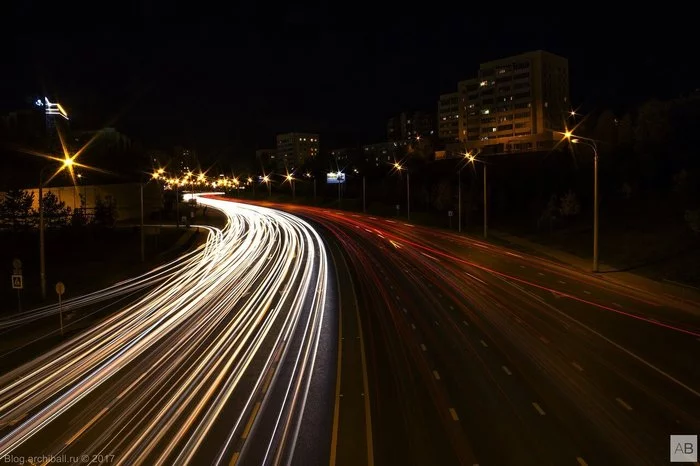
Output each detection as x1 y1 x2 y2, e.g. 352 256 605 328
0 197 335 466
269 201 700 466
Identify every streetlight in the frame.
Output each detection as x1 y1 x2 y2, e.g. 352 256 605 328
562 130 600 272
38 156 74 299
262 175 271 197
304 172 316 203
394 162 409 221
285 173 296 199
457 151 476 233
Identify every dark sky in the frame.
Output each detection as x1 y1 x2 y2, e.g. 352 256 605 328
3 5 697 161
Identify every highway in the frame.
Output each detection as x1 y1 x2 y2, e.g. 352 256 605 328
0 196 335 466
270 202 700 466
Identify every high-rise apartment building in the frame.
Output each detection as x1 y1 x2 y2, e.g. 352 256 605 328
458 50 569 153
255 149 278 171
276 132 319 171
387 111 435 141
438 92 460 141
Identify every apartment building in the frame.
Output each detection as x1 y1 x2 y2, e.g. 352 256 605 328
457 50 570 153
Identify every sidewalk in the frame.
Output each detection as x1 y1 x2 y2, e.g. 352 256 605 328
489 230 700 311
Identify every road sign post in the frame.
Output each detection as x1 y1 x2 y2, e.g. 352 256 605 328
12 259 22 312
448 210 453 229
56 282 65 336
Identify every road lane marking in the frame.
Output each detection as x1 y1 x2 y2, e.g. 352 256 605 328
612 302 622 307
241 401 262 439
462 320 469 327
449 408 459 421
420 252 440 262
434 320 440 326
520 265 526 269
558 280 567 284
370 217 376 219
403 308 408 313
449 305 454 310
538 272 545 276
433 370 441 380
502 366 512 376
616 397 633 411
66 407 108 446
572 362 584 372
229 452 240 466
514 317 522 324
465 271 487 285
576 457 588 466
532 402 546 415
649 318 660 323
539 336 549 344
583 290 591 295
395 295 400 300
403 223 413 227
480 339 488 347
411 324 416 330
421 344 427 351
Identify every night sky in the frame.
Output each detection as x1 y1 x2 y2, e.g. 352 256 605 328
3 5 696 161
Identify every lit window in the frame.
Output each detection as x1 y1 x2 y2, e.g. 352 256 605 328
492 127 497 132
480 81 487 87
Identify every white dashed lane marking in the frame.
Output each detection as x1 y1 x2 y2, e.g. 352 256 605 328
433 370 441 380
572 362 584 372
502 366 512 376
532 402 546 415
449 408 459 421
462 320 469 327
420 344 427 351
583 290 591 295
480 339 488 348
616 397 633 411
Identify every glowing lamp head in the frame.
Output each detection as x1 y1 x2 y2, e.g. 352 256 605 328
563 131 573 139
62 157 74 168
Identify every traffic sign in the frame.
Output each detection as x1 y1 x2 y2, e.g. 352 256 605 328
448 211 454 217
11 275 23 289
55 282 65 296
12 259 22 270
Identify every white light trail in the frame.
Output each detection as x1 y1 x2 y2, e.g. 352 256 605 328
0 196 330 465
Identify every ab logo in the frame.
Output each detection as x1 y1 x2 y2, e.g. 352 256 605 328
670 435 697 462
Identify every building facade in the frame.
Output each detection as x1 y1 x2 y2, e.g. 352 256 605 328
362 140 409 167
275 133 320 172
438 92 460 141
458 50 569 153
255 148 278 172
387 111 435 141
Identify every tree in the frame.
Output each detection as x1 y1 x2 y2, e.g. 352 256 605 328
537 194 558 232
0 189 35 230
685 210 700 235
431 178 451 211
559 190 581 217
71 193 88 227
94 195 118 227
41 191 72 228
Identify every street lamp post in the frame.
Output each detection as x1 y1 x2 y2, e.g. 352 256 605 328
483 163 488 239
407 171 410 221
563 131 600 272
362 175 366 213
39 157 73 300
393 163 410 220
458 169 462 233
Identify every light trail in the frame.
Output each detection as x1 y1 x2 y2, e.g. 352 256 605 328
0 195 330 465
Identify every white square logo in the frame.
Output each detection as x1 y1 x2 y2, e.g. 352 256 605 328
671 435 697 462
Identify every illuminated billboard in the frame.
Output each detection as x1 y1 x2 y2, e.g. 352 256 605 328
326 172 345 184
